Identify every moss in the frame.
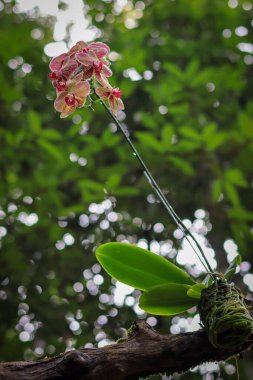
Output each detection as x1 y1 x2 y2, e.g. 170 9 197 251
198 279 253 350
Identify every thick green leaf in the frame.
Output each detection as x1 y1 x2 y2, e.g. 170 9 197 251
224 255 242 281
187 283 206 299
139 284 198 316
96 243 195 291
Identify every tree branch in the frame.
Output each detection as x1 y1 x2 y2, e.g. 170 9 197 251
1 320 252 380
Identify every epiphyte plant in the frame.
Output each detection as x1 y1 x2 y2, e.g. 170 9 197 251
49 40 253 351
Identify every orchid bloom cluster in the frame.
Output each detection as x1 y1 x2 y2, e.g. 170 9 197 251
48 41 124 118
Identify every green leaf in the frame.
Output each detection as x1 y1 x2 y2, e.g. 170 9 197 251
212 179 222 202
206 132 227 151
139 113 157 129
136 132 163 153
42 129 62 141
238 112 253 139
114 187 140 196
161 124 174 147
229 207 253 221
96 243 195 291
225 169 248 188
139 283 198 316
224 182 240 206
224 255 242 281
107 173 121 188
187 283 206 299
168 103 189 116
38 139 64 161
202 122 217 139
164 62 183 81
27 110 41 134
169 156 195 176
185 59 199 78
180 126 201 141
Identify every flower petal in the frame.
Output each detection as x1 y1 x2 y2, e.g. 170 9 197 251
72 72 84 83
109 96 117 114
89 42 110 58
95 86 111 99
101 58 111 67
102 65 112 77
60 105 75 118
96 73 109 86
82 66 94 80
54 92 67 112
76 51 96 66
74 81 90 99
61 57 79 80
69 41 88 55
118 98 124 110
49 53 68 71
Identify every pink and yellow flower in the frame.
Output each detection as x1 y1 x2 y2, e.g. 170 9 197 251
69 41 110 60
49 40 124 117
95 86 124 115
48 41 111 90
76 50 112 85
54 73 90 118
49 55 79 91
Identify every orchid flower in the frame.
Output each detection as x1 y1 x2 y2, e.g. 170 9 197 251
75 50 112 85
54 73 90 118
95 86 124 114
49 41 122 116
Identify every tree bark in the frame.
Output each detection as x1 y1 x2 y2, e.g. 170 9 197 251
0 320 252 380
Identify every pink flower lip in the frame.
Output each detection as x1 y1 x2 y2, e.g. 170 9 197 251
54 80 67 92
65 94 78 107
112 88 122 98
93 61 103 72
48 71 59 80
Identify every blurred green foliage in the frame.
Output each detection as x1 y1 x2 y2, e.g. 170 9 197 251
0 0 253 378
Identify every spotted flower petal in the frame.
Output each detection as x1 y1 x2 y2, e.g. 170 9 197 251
96 86 124 114
60 57 79 81
54 78 90 118
68 41 89 55
95 87 111 99
75 51 97 66
89 42 110 58
49 53 68 72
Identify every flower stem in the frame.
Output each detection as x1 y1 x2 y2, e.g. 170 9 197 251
98 98 215 278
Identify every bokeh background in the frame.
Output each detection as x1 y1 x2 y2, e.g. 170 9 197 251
1 0 253 379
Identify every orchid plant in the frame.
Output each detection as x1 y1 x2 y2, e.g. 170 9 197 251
49 41 253 351
48 41 123 118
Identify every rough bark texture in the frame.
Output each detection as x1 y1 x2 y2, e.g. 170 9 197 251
0 320 252 380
